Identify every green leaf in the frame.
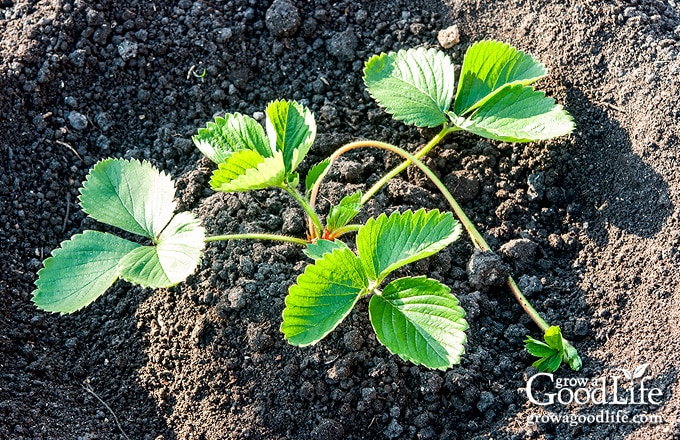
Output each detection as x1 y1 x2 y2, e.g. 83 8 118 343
326 190 362 232
210 149 286 192
79 158 176 239
305 158 331 194
543 325 564 351
32 231 141 313
364 47 455 127
193 112 270 164
303 239 349 260
451 84 574 142
282 248 368 346
357 209 461 281
525 326 581 373
524 336 557 358
118 212 205 288
265 100 317 173
453 40 546 116
369 276 467 370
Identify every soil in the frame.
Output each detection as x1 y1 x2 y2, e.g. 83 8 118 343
1 0 679 439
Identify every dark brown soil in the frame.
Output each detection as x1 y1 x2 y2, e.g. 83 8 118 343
2 0 679 439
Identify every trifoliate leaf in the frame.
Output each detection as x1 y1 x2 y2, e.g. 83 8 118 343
451 84 574 142
210 149 286 192
79 158 176 239
525 326 581 373
369 276 467 369
305 158 331 194
282 248 368 346
303 239 349 260
364 47 455 127
118 212 205 288
454 40 546 116
192 112 271 164
32 231 140 313
326 190 362 232
357 209 461 281
265 100 317 173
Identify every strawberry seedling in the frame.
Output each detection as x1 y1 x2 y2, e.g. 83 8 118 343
33 40 581 372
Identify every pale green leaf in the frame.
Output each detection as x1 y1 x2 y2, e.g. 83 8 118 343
364 47 455 127
265 100 317 173
326 190 362 232
524 336 557 358
79 158 176 239
32 231 140 313
210 149 286 192
369 276 467 370
454 40 546 116
305 158 331 194
452 84 574 142
357 209 461 281
303 239 349 260
281 248 368 346
193 112 270 164
543 325 564 352
118 212 205 288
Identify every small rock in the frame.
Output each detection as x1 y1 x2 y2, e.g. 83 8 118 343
437 24 461 49
117 40 138 61
64 96 78 107
384 419 403 439
68 49 86 67
499 238 538 270
94 112 113 132
410 23 426 35
343 329 363 351
265 0 300 37
67 111 88 130
517 274 543 297
467 251 510 290
216 27 233 44
311 418 344 440
477 391 495 412
443 170 479 202
326 28 358 61
227 286 246 310
527 172 545 201
96 135 110 150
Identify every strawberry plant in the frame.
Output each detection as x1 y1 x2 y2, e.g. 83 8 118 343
32 40 581 372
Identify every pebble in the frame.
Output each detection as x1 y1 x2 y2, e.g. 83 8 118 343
67 111 88 130
437 24 461 49
384 419 403 439
265 0 300 37
326 28 358 61
527 172 545 201
94 112 113 132
68 49 86 67
117 40 138 60
467 251 510 290
517 274 543 297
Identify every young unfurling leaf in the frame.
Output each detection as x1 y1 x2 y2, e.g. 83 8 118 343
525 326 582 372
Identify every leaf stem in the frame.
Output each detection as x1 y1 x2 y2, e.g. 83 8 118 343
282 184 323 239
359 125 458 205
319 139 556 335
205 233 308 246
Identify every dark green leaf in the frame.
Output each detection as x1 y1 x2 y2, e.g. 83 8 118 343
281 248 368 346
79 158 176 239
454 40 546 116
364 47 455 127
193 112 270 164
357 209 461 281
305 158 331 194
326 190 362 232
32 231 140 313
451 84 574 142
303 239 349 260
369 277 467 369
265 100 316 173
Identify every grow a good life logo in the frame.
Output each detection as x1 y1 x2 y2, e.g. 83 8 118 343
524 363 666 427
